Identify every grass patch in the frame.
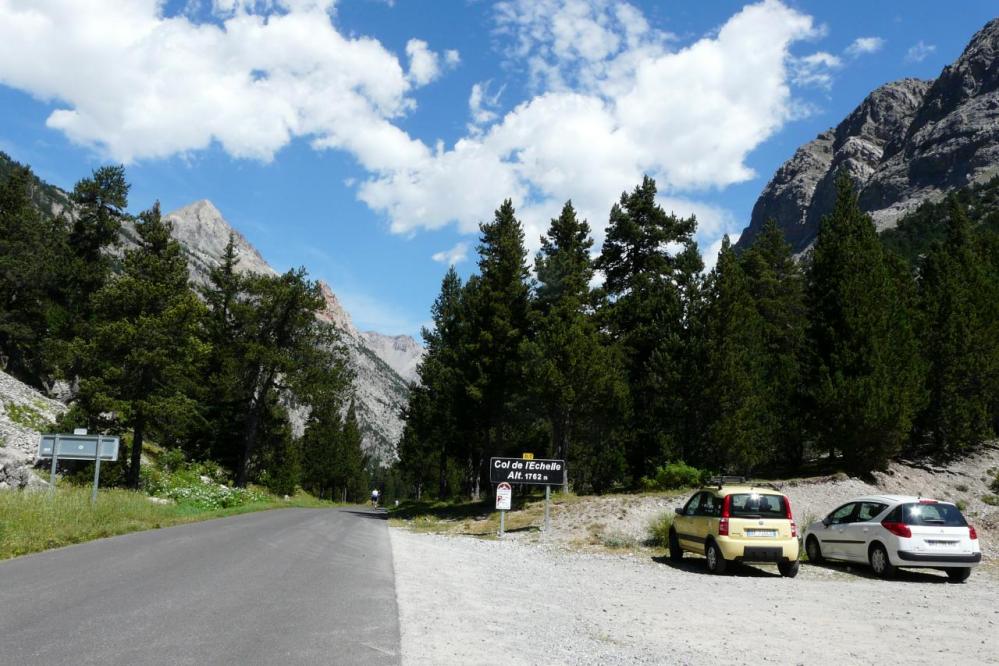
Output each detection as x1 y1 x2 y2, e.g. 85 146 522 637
3 401 52 431
983 494 999 506
0 486 332 560
390 492 580 537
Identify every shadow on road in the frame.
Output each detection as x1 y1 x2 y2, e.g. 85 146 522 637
341 509 390 520
803 560 950 583
651 555 782 578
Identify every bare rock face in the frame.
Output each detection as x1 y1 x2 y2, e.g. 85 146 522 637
164 200 277 285
0 369 65 490
360 332 425 385
738 18 999 252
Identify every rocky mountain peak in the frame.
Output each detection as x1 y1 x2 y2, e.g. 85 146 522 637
165 200 275 283
737 17 999 253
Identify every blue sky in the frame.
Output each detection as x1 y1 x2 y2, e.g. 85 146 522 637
0 0 995 337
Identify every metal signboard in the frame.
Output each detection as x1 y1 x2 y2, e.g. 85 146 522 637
496 482 512 511
490 457 565 486
38 435 120 461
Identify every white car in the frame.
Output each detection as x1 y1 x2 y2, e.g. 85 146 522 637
803 495 981 582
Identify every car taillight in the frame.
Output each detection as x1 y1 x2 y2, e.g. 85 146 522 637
784 496 796 536
719 495 731 536
969 525 978 540
881 520 912 538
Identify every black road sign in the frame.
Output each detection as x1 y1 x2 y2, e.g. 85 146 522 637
490 457 565 485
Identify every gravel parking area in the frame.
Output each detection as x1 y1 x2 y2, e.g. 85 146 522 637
391 529 999 665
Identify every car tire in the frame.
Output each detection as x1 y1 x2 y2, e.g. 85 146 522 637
945 567 971 583
668 528 683 561
869 543 896 579
778 560 800 578
805 536 823 563
705 541 727 575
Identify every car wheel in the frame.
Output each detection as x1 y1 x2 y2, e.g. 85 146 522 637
705 541 727 575
668 528 683 561
869 543 896 579
778 560 800 578
945 567 971 583
805 536 823 563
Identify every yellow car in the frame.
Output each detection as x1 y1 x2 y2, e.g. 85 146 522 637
668 478 800 577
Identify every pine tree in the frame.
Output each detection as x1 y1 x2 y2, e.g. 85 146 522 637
595 176 702 481
76 203 207 488
525 201 627 490
0 162 64 384
740 219 808 470
399 266 469 499
228 269 346 487
915 197 998 458
464 200 532 496
697 236 768 473
806 175 924 474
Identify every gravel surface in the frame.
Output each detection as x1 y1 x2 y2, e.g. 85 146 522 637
391 530 999 665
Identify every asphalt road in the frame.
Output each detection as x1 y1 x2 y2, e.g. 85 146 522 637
0 508 400 665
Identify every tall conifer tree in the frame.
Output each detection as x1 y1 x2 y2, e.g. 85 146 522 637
915 198 998 457
806 175 923 473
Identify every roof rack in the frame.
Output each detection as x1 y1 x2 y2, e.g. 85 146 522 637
707 475 746 488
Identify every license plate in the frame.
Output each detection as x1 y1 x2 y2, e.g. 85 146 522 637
746 529 777 537
925 540 957 547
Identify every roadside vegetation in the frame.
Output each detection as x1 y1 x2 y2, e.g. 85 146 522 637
0 486 329 561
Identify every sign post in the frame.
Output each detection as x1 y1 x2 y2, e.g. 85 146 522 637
490 457 565 537
37 434 120 504
496 482 512 537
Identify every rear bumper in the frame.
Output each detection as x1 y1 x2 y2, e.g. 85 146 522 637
716 537 799 562
896 550 982 565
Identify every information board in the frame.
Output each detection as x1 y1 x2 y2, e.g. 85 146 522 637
37 435 120 461
496 482 512 510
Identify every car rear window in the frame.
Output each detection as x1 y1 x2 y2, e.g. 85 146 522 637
727 493 787 518
892 502 967 527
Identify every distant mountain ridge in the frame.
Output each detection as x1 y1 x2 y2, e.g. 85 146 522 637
738 17 999 252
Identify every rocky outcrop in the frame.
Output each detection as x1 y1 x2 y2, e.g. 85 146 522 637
738 18 999 252
0 369 65 490
360 331 424 385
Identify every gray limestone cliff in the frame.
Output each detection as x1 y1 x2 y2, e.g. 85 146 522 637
738 18 999 252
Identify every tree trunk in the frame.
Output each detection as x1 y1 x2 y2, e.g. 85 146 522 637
128 414 145 489
235 369 276 487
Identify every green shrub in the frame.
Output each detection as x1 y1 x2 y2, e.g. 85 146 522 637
982 494 999 506
645 511 674 548
140 458 263 510
955 499 967 512
641 461 707 491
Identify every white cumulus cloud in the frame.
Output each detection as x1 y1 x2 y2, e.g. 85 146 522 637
0 0 827 269
845 36 884 57
431 242 470 265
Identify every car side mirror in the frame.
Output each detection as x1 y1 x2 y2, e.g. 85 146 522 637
822 517 831 527
674 507 684 516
